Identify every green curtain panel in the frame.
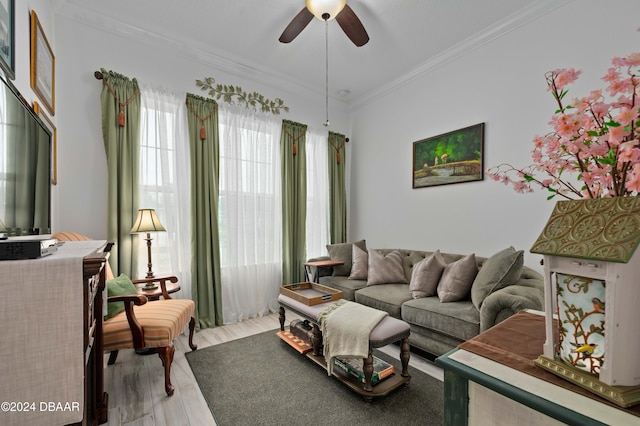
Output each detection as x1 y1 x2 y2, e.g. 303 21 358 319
100 69 141 277
328 131 347 244
280 120 307 284
185 93 223 329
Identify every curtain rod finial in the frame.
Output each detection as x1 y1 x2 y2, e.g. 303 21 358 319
94 71 104 80
345 137 349 143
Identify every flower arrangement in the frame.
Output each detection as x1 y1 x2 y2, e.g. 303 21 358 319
487 51 640 199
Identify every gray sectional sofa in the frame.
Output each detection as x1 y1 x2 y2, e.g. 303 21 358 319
308 241 545 357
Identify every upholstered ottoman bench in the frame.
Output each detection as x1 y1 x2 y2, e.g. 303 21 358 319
278 293 411 400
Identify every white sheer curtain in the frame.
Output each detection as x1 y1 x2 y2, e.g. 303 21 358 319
305 127 330 258
218 106 283 323
137 82 192 299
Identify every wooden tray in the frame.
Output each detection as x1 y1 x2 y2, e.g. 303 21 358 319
280 282 342 306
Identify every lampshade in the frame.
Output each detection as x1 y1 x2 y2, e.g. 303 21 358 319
306 0 346 21
0 218 6 232
130 209 166 233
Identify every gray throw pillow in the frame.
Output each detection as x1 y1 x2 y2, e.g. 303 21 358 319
471 246 524 309
326 239 367 276
367 249 408 285
409 250 445 298
349 244 369 280
437 254 479 303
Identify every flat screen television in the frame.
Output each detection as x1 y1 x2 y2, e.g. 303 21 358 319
0 75 52 235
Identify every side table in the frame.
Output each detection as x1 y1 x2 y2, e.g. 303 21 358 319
304 259 344 282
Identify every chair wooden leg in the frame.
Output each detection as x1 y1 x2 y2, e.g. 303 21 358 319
188 317 197 351
157 344 175 396
107 350 119 365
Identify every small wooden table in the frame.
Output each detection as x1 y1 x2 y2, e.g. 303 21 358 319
304 259 345 282
135 281 180 301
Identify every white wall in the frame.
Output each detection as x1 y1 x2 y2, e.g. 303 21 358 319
348 0 640 270
9 1 640 271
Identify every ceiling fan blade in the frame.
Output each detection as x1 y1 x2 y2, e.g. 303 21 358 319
335 4 369 47
279 8 314 43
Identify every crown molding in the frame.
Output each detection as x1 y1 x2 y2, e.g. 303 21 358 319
56 2 326 103
349 0 574 110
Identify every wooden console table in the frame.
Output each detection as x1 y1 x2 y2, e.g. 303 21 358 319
0 240 111 426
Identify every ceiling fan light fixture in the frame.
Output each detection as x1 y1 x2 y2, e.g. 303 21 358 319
305 0 346 21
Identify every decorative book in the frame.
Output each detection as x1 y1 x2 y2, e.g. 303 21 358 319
332 355 395 385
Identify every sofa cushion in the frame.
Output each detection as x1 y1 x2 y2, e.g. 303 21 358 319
326 240 367 276
354 284 412 318
106 274 138 320
349 244 369 280
437 254 478 302
409 250 445 299
471 246 524 309
368 249 408 285
401 297 480 342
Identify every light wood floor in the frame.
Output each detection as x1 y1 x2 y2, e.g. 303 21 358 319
103 312 443 426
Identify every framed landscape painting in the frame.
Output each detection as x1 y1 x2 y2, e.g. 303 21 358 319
412 123 484 189
0 0 14 79
30 10 55 116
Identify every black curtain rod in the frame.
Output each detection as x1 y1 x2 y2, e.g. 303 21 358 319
94 71 103 80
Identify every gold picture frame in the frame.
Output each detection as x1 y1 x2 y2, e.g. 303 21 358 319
33 100 57 185
30 10 55 116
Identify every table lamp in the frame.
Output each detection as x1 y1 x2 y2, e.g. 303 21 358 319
130 208 166 282
0 219 6 240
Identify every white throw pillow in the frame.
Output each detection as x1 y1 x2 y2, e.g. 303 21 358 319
437 254 479 303
409 250 446 298
367 249 408 285
349 244 369 280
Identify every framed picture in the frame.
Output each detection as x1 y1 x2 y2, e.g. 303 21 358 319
412 123 484 189
33 101 57 185
30 10 55 116
0 0 14 79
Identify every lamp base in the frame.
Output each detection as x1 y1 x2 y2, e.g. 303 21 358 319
535 355 640 407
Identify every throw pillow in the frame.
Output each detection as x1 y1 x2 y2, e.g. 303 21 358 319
106 273 138 320
471 246 524 309
349 244 369 280
409 250 446 298
326 239 367 276
367 249 408 286
437 254 479 303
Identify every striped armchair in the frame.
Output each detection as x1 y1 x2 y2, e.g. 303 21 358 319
52 232 198 396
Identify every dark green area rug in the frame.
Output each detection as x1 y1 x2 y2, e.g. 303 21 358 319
186 330 443 425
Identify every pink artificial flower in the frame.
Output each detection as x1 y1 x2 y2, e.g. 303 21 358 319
553 68 582 91
625 164 640 192
607 125 627 145
617 106 638 126
612 52 640 68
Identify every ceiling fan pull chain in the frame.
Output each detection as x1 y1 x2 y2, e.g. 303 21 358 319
324 17 329 127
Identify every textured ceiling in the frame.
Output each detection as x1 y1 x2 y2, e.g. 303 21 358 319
55 0 568 105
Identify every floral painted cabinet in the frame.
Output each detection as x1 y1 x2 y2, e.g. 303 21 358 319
531 197 640 407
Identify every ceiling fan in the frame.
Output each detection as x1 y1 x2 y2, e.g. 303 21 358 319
279 0 369 47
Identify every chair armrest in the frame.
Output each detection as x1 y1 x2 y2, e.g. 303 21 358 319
107 294 148 348
133 276 178 299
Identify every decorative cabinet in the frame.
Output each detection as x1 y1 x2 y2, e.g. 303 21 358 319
0 240 111 426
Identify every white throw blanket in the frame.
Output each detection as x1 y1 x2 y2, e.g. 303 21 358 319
318 300 388 375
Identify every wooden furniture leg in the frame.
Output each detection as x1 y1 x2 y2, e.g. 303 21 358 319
312 323 323 356
279 306 286 331
188 317 198 350
158 344 176 396
400 337 411 378
363 349 374 394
